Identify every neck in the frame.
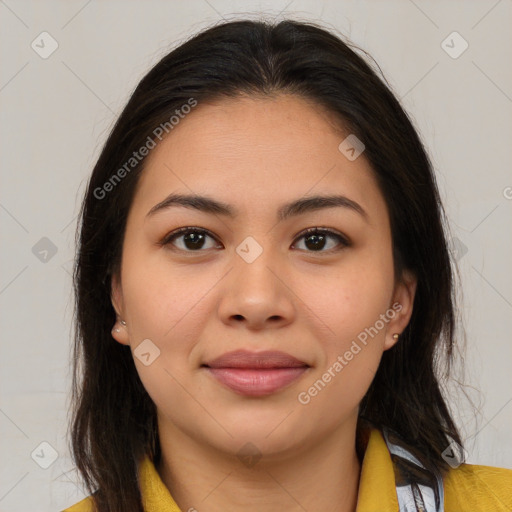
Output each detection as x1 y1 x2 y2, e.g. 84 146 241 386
156 417 361 512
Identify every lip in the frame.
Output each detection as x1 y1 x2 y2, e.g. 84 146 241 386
203 350 308 369
202 350 310 397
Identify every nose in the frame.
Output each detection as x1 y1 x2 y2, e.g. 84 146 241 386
217 245 296 331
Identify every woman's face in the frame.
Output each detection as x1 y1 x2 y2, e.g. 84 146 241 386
111 94 416 459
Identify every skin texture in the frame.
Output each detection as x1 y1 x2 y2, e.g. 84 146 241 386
111 94 417 512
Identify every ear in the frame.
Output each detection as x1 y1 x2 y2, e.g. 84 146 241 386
384 270 417 351
110 272 130 346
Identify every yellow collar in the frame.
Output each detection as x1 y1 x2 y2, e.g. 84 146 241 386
138 428 398 512
66 427 512 511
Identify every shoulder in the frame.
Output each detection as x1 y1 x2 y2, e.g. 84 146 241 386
444 463 512 511
61 495 95 512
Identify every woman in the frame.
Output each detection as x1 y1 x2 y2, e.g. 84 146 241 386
64 19 511 512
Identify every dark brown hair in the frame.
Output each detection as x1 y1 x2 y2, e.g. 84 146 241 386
70 18 464 511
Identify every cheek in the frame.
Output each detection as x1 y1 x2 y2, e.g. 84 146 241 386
303 251 394 340
297 346 381 423
298 252 393 401
121 244 216 340
120 249 218 401
297 270 391 414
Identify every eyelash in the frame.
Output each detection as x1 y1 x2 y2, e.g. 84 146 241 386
158 226 350 254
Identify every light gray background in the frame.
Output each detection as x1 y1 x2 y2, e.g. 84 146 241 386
1 1 511 510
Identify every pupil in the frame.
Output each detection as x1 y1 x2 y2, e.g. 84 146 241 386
305 233 325 251
184 232 205 249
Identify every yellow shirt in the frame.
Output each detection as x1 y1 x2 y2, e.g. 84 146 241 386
63 429 512 511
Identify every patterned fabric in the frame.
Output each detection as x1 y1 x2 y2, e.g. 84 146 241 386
382 427 444 512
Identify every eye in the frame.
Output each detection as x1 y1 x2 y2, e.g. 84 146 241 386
159 227 220 252
292 227 350 253
159 226 350 253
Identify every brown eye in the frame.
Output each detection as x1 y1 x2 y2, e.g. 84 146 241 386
292 228 349 253
159 226 349 254
160 227 220 251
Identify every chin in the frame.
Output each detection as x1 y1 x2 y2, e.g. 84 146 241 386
210 412 309 454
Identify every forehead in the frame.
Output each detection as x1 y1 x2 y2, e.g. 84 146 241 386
132 94 387 222
150 94 348 163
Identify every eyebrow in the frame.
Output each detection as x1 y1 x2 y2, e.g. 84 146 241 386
146 193 369 222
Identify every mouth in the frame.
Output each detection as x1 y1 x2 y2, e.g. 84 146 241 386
201 350 310 397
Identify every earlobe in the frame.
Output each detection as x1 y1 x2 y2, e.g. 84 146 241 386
384 332 401 351
111 320 130 346
110 273 130 346
384 271 417 351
